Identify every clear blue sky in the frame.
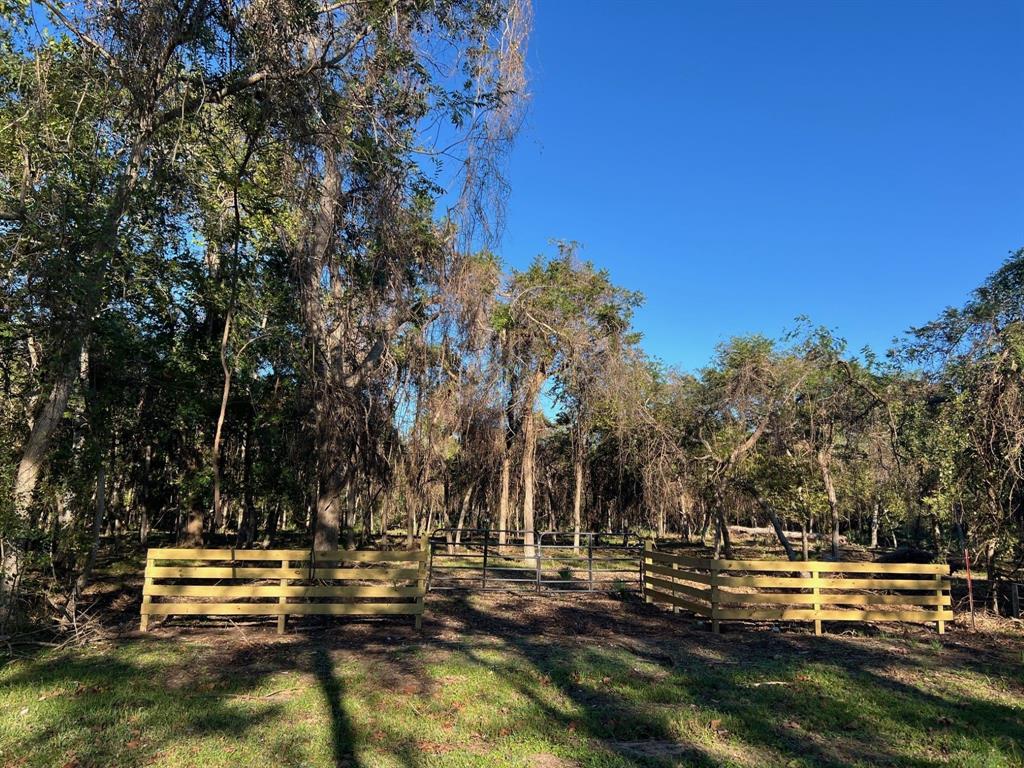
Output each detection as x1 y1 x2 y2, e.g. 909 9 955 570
500 0 1024 371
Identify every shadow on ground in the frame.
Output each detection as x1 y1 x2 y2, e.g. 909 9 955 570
2 588 1022 767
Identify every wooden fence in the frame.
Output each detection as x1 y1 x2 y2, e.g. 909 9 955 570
140 537 428 633
642 544 953 635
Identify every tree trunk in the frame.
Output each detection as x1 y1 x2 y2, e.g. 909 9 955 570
211 306 233 534
3 123 152 625
521 413 537 563
817 449 841 559
4 345 83 627
498 452 511 545
931 514 942 555
750 494 798 561
265 502 280 545
139 444 152 546
454 486 472 544
315 463 345 551
406 488 416 547
379 495 390 546
545 473 557 531
698 498 712 545
520 370 545 564
236 407 256 548
572 453 583 551
712 489 733 558
986 540 998 613
869 501 879 548
718 508 732 558
76 463 106 594
14 346 81 518
288 152 349 552
361 475 373 545
769 507 797 561
184 512 205 547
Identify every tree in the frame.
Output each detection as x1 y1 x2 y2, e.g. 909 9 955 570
905 249 1024 604
495 244 640 562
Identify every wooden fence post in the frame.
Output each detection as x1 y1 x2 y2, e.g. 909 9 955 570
671 552 679 614
934 572 945 634
416 534 428 629
710 562 720 634
277 558 289 635
139 551 153 632
482 529 489 590
643 541 652 604
812 564 822 636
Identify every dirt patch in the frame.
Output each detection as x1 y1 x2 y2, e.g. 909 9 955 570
124 588 1024 679
609 740 701 758
527 752 577 768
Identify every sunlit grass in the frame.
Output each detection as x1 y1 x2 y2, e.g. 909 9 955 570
1 613 1022 768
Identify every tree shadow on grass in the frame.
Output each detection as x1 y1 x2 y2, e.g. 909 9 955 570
1 632 374 767
3 595 1022 768
414 592 1024 767
312 643 360 768
0 645 287 767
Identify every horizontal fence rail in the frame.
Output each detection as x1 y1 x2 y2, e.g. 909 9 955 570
428 529 642 593
140 538 428 633
642 544 953 635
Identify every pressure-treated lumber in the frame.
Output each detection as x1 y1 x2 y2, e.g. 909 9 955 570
644 588 709 614
647 550 710 569
145 584 423 598
145 548 429 562
139 556 154 632
719 591 949 606
144 602 423 616
643 575 710 602
710 559 948 574
643 545 953 635
645 563 713 584
144 566 422 580
714 575 948 590
139 545 427 633
278 558 288 634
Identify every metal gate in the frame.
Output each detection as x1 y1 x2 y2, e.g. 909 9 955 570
428 529 642 592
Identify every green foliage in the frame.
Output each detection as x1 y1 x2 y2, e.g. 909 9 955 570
1 0 1022 634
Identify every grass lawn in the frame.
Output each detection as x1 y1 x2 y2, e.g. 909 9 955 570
1 592 1022 767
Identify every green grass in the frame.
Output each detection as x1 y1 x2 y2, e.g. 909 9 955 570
1 594 1022 767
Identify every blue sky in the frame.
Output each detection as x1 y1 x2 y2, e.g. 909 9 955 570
499 0 1023 371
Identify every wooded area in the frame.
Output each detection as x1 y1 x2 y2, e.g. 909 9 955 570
2 0 1023 640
